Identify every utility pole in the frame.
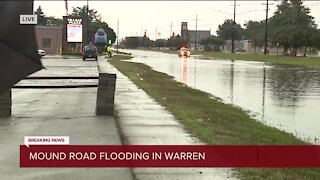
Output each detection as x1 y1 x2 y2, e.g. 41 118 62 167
263 0 273 55
117 19 119 53
64 0 68 16
194 14 199 50
231 0 236 53
86 0 89 45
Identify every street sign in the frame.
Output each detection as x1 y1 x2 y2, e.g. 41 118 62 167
20 15 37 24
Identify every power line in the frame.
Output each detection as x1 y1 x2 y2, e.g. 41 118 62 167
117 19 119 53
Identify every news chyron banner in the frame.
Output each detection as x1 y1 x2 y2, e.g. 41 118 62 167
21 136 320 168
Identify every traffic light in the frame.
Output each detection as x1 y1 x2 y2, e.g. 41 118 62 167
108 39 112 45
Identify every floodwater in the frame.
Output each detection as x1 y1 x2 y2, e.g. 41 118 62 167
124 50 320 144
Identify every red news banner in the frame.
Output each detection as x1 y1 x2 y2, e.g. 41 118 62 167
20 145 320 168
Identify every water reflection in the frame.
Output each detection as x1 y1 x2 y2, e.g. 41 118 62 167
180 58 190 84
268 66 317 106
262 67 266 123
126 50 320 143
230 61 235 103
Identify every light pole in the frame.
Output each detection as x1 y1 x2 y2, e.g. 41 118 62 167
117 19 119 53
194 14 198 50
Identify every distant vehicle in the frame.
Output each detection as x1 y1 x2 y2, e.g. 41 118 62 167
82 45 98 61
235 48 245 52
38 49 46 56
178 47 191 57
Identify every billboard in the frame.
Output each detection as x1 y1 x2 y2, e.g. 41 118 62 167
67 18 82 43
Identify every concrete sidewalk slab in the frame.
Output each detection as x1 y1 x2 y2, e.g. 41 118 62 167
0 57 133 180
103 60 238 180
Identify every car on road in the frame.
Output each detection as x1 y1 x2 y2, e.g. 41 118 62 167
82 45 98 61
178 47 191 57
38 49 46 56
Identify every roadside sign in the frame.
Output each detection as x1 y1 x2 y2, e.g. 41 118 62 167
20 15 37 24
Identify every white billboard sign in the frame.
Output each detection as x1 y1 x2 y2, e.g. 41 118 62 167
67 24 82 43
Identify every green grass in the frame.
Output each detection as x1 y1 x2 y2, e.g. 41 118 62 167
141 48 320 67
109 58 320 179
107 54 132 60
195 51 320 67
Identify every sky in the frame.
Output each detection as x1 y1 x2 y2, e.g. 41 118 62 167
34 1 320 41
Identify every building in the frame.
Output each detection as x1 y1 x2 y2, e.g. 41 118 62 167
35 25 62 54
221 40 248 52
181 22 210 49
221 40 287 54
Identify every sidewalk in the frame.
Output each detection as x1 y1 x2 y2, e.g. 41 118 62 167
0 57 133 180
102 59 238 180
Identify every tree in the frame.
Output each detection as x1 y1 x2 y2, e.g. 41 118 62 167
71 5 101 23
139 37 154 48
216 19 244 40
269 0 317 55
123 37 139 49
34 6 47 25
167 35 188 50
154 39 167 48
244 21 265 49
200 36 225 51
46 16 63 26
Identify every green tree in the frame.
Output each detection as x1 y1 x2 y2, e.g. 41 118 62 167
269 0 316 55
216 19 244 40
244 20 265 50
167 35 188 50
71 5 101 23
154 39 167 48
123 37 139 49
200 36 225 51
46 16 63 26
139 36 154 48
34 6 47 25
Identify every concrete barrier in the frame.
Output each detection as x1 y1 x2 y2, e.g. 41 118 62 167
95 73 116 116
0 90 12 117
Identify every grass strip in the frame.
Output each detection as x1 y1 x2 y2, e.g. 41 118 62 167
142 49 320 67
110 58 320 179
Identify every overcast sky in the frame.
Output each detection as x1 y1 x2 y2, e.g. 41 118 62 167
34 1 320 40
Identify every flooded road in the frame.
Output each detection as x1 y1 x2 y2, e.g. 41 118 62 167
124 50 320 143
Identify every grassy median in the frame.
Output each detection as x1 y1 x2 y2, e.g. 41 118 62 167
110 58 320 179
143 49 320 67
